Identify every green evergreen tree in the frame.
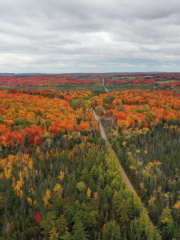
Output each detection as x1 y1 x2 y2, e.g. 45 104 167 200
102 221 121 240
72 218 89 240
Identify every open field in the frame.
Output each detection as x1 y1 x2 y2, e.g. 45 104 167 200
0 84 104 93
157 80 179 84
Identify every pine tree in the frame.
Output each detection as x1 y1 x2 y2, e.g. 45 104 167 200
60 231 72 240
102 221 121 240
72 218 89 240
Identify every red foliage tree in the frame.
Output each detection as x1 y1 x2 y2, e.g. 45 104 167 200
117 112 125 120
34 212 41 224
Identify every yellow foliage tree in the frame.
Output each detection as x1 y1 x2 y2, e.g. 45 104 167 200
58 171 65 181
4 168 12 179
53 184 63 195
94 192 99 200
19 190 23 198
27 197 33 206
33 200 38 206
43 189 51 207
87 188 91 198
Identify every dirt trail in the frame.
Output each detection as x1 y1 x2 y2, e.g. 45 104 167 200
102 78 109 93
93 110 137 195
93 110 155 227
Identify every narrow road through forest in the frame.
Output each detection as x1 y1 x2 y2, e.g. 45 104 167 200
93 110 155 227
102 78 109 93
93 110 137 195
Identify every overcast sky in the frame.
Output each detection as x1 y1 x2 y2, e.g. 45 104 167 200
0 0 180 73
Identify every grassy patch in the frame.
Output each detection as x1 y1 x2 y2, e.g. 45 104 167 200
157 80 179 84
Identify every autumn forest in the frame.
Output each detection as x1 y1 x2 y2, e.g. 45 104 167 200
1 73 180 240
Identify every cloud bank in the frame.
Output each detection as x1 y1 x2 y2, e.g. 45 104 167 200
0 0 180 73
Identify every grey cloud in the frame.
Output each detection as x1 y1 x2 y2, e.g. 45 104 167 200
0 0 180 72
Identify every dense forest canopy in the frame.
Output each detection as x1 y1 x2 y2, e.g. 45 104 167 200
0 73 180 239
